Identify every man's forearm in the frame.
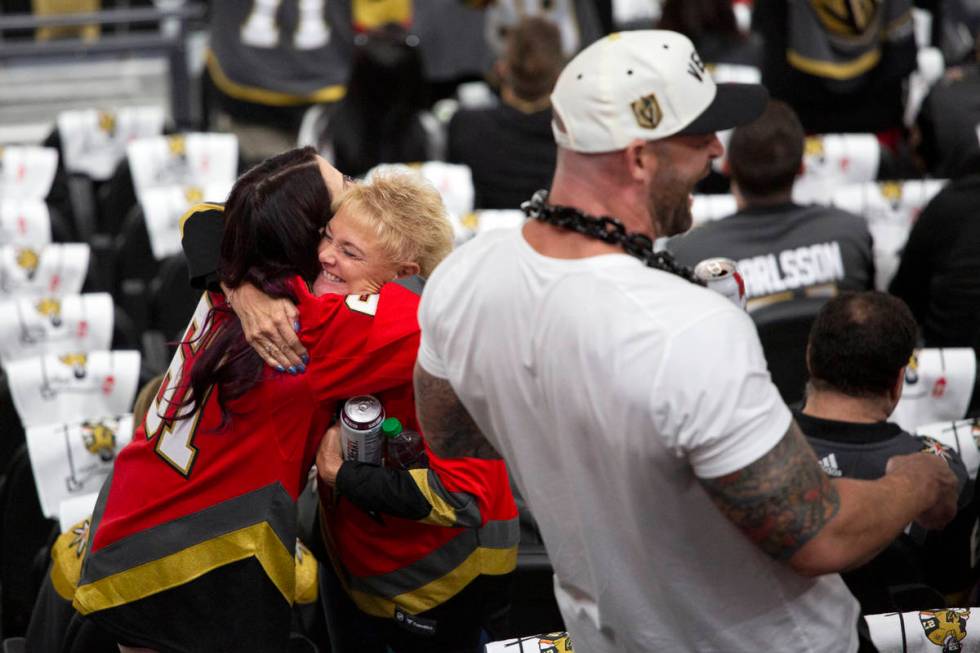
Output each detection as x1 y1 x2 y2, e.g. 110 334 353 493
790 461 954 576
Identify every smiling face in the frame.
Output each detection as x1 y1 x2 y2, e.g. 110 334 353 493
643 132 723 237
312 205 403 297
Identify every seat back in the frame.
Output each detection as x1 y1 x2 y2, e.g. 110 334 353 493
752 298 826 405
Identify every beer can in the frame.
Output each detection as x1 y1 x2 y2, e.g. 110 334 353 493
340 395 385 464
694 257 747 310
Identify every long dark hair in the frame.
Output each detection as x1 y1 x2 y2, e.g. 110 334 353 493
330 23 430 177
182 147 330 427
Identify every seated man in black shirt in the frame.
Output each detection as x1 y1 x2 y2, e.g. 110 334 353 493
797 291 975 613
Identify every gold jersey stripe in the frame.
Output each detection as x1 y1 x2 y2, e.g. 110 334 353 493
410 467 460 527
348 545 518 618
786 47 881 80
206 50 346 107
73 522 294 614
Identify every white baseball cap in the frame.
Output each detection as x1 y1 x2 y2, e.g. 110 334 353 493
551 30 769 153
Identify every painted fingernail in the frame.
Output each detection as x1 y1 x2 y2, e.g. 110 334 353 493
301 354 309 364
276 365 286 373
288 366 297 375
297 364 306 374
293 320 301 332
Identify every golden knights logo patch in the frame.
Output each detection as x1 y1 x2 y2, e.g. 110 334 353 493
81 419 118 462
538 632 573 652
809 0 880 38
631 93 663 130
920 609 969 652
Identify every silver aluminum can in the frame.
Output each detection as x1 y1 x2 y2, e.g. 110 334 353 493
340 395 385 464
694 257 747 310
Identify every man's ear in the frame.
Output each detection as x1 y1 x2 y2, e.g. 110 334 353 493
396 262 421 279
624 139 653 182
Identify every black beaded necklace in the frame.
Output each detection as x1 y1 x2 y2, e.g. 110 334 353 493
520 189 702 285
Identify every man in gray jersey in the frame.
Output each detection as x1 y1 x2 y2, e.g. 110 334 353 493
668 100 875 314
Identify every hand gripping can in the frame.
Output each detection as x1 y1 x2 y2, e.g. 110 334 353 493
694 257 747 309
340 395 385 464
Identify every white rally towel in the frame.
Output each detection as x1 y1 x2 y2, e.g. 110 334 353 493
831 179 947 290
0 146 59 200
793 134 880 205
0 199 52 250
57 106 166 181
27 414 134 519
6 350 140 429
0 293 113 363
891 348 977 433
127 133 238 205
0 243 89 298
485 631 574 652
916 418 980 481
866 608 978 652
140 181 233 259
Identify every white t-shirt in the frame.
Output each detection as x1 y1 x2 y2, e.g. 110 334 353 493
418 227 859 653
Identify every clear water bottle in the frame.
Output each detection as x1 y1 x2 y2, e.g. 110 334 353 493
382 417 428 471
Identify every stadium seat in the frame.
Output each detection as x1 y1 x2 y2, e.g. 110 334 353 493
753 297 827 406
2 638 25 653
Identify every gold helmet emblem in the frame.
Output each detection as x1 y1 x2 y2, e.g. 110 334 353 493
97 110 116 136
183 186 204 204
81 420 117 462
905 351 919 385
920 608 969 651
15 248 40 279
630 93 663 130
167 135 187 157
35 297 63 327
879 180 903 205
804 136 826 159
58 353 88 379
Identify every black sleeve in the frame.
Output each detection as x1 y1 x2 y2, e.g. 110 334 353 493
335 462 432 521
180 204 226 291
888 196 942 323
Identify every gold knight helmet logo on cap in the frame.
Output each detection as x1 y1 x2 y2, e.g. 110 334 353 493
631 93 663 130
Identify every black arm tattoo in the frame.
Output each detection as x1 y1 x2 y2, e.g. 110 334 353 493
699 420 840 560
413 364 501 460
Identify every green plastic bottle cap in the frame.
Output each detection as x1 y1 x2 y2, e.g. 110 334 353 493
381 417 403 438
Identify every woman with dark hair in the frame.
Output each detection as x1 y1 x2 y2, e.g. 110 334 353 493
67 147 458 651
299 23 442 178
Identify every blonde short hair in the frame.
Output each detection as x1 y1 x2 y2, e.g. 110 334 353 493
336 170 454 278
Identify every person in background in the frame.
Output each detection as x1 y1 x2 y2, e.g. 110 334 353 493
668 100 874 314
299 23 442 179
412 30 958 653
447 16 563 209
796 291 974 613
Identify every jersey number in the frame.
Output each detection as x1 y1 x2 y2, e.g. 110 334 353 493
144 295 214 476
241 0 330 50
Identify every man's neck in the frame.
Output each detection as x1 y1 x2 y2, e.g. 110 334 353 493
500 86 551 114
802 388 893 424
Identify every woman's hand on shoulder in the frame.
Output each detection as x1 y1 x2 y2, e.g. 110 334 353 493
223 282 309 372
